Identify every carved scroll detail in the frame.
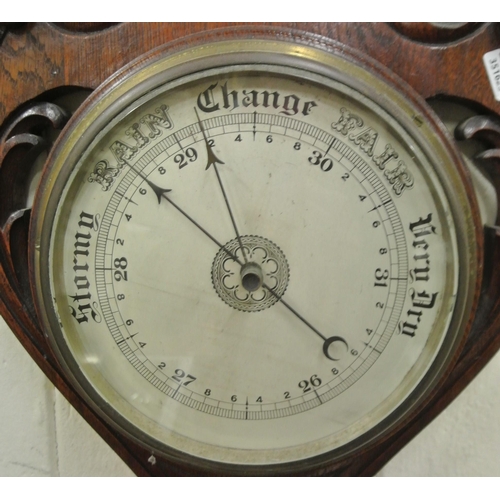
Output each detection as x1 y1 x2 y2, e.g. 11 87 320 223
0 101 68 319
455 115 500 227
455 115 500 162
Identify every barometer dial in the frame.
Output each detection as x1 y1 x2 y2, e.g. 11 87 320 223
32 39 478 473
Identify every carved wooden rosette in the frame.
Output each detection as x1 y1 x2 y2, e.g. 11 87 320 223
0 22 500 476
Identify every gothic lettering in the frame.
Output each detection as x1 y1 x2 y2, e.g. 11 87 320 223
350 128 378 156
399 289 439 338
126 123 149 148
88 105 173 189
197 83 219 113
261 91 280 110
373 144 398 169
384 161 414 196
139 105 173 138
398 214 439 338
332 107 363 135
221 82 238 111
196 82 317 117
88 160 122 192
332 107 414 195
68 212 101 325
110 140 138 165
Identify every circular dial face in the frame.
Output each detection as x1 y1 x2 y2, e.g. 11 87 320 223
34 40 477 472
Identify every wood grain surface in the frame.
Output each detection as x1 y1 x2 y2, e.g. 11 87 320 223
1 23 500 125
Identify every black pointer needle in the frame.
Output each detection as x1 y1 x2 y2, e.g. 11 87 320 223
263 283 342 361
124 162 336 360
194 108 248 264
191 114 339 359
122 160 244 266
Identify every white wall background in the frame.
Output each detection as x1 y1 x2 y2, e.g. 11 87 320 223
1 314 500 477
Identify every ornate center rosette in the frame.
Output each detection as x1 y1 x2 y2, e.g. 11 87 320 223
211 235 289 312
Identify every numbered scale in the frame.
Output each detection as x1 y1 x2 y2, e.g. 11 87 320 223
28 34 481 474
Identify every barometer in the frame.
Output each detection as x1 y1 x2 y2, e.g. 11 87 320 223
1 23 499 476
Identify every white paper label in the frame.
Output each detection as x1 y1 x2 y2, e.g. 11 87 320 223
484 49 500 101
